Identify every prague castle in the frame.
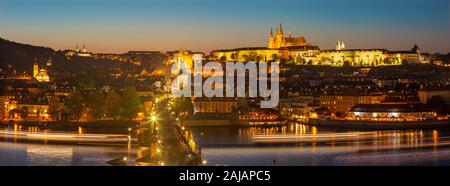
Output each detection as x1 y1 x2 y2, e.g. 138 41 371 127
210 24 424 66
268 24 308 49
211 24 320 63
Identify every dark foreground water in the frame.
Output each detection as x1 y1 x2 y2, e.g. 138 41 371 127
0 124 135 166
0 142 133 166
1 123 450 166
189 123 450 166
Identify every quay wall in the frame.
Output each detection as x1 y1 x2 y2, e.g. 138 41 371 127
183 119 249 127
310 119 450 129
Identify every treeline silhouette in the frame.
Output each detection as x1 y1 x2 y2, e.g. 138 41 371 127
0 37 54 72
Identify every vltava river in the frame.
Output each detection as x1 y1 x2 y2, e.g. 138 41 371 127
1 123 450 166
189 123 450 166
0 125 134 166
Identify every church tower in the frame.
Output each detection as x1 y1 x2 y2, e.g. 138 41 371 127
268 28 276 49
276 23 285 48
33 63 39 77
336 40 346 50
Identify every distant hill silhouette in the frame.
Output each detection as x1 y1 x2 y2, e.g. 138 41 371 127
0 37 55 72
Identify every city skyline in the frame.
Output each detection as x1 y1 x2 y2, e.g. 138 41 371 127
1 0 449 53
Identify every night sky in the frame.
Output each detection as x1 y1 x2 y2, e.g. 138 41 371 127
1 0 449 53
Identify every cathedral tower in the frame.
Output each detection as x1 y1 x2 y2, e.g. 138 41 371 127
276 23 285 48
268 28 276 49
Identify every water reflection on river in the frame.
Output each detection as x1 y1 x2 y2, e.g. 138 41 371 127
189 123 450 166
0 124 134 166
0 142 132 166
2 124 131 135
2 123 450 166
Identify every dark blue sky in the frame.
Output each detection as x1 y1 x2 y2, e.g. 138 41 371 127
1 0 449 53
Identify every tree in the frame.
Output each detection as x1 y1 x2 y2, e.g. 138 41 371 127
76 73 95 90
170 97 194 120
256 55 263 62
121 86 142 120
104 90 122 120
299 58 306 65
230 53 237 61
242 54 250 62
20 106 28 119
271 54 279 62
67 92 84 121
219 56 227 62
9 109 21 119
343 61 351 67
48 96 62 121
427 95 448 115
287 56 294 64
86 91 105 120
248 52 258 62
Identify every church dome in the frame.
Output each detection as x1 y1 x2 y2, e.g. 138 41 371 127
35 69 50 82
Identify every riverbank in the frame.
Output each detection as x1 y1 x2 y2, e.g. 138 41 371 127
0 120 139 129
183 119 287 127
308 119 450 130
183 119 247 127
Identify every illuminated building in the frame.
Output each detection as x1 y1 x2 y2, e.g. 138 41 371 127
336 40 346 50
3 98 50 120
167 49 204 69
64 44 94 58
32 63 50 82
193 97 237 113
238 107 286 126
210 24 423 66
319 88 385 114
317 49 407 66
0 71 32 80
268 23 308 49
212 24 320 63
348 103 437 122
279 98 310 121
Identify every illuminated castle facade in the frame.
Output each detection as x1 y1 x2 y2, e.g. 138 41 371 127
210 24 424 66
64 44 94 58
211 24 319 63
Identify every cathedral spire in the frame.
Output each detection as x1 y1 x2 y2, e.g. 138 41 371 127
279 23 283 35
